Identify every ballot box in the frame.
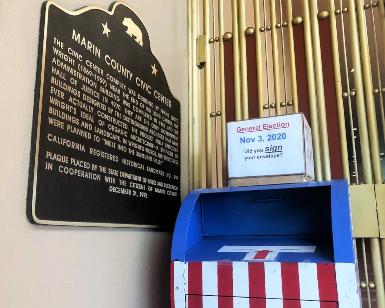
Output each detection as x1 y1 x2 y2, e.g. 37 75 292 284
227 113 314 187
170 180 360 308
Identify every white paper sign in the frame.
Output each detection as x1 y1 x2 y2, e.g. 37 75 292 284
227 114 311 178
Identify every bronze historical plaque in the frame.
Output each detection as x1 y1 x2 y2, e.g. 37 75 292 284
27 1 181 228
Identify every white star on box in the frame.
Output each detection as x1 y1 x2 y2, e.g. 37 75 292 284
101 22 111 37
151 64 158 76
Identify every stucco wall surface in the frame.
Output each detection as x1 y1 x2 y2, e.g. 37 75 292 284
0 1 188 307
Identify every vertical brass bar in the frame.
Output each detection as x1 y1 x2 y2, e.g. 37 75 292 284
254 0 264 118
286 0 298 113
263 0 272 116
349 0 385 302
192 0 201 189
347 0 372 184
309 0 331 180
369 1 385 174
197 72 203 188
340 0 359 184
188 0 194 191
212 0 219 189
279 0 288 114
238 0 249 119
302 0 322 181
232 0 242 121
378 0 385 67
203 0 212 188
381 239 385 271
328 0 350 182
218 0 227 185
270 0 281 115
371 238 385 308
364 0 385 308
355 0 383 185
362 239 373 308
378 0 385 211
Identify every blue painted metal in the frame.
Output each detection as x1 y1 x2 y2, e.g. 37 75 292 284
171 189 205 261
331 180 355 263
171 180 354 263
184 236 334 263
201 186 332 236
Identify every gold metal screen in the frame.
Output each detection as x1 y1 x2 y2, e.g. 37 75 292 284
188 0 385 307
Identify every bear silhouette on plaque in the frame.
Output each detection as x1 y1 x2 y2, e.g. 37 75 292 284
122 17 143 46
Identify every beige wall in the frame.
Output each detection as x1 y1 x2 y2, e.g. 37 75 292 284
0 1 188 307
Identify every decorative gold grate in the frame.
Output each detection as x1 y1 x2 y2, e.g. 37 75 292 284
188 1 385 306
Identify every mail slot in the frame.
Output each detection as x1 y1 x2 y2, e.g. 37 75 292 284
170 180 360 308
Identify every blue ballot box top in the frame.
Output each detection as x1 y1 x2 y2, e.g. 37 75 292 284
171 180 355 264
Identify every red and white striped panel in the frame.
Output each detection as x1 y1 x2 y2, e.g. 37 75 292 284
186 296 338 308
171 262 360 308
